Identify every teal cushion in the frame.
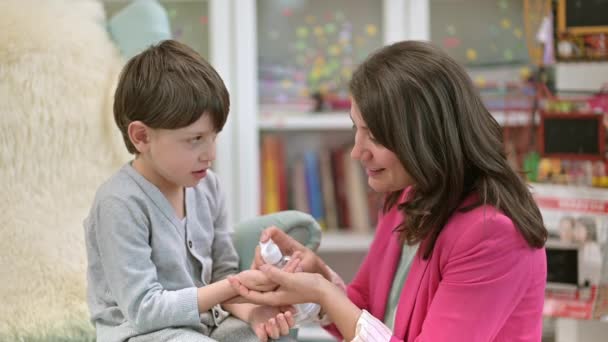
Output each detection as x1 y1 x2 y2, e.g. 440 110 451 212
107 0 171 59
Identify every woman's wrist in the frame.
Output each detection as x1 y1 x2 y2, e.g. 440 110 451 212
317 274 339 306
314 256 333 280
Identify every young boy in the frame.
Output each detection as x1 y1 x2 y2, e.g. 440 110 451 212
84 40 294 342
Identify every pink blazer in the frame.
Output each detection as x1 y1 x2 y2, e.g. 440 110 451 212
326 193 546 341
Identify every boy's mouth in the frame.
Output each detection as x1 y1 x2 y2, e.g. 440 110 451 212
192 169 207 178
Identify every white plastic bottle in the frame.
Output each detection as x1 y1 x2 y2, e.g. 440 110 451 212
260 239 321 325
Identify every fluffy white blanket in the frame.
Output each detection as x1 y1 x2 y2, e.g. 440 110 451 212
0 0 127 338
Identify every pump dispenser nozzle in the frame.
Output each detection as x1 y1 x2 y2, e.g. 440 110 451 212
260 239 284 266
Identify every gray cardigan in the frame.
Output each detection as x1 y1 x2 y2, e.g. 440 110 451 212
84 163 238 342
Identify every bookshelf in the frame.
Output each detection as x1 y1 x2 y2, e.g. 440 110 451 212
258 110 534 131
319 232 374 253
228 0 426 229
259 112 352 131
228 0 541 251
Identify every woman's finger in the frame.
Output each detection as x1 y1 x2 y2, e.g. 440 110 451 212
221 295 248 304
237 283 250 296
251 245 264 270
227 275 239 289
282 257 301 273
260 264 292 287
232 287 287 306
262 227 298 255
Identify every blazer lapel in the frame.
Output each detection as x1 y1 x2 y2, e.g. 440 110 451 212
393 246 430 340
373 233 403 320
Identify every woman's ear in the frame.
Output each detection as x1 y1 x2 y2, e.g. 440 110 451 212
128 121 151 154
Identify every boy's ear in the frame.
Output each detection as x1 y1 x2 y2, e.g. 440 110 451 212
128 121 151 153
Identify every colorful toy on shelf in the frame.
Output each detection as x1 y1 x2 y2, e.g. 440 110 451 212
586 84 608 115
310 90 351 112
537 83 597 114
535 157 608 188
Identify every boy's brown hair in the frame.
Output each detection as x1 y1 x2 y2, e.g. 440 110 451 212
113 40 229 154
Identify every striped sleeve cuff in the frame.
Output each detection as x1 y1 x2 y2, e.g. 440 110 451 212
352 310 392 342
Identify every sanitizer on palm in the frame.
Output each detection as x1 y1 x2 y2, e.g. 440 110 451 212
259 239 321 325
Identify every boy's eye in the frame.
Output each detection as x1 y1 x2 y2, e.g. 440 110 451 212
189 136 203 144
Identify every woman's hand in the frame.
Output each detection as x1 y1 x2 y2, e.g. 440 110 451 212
252 227 331 279
249 305 296 341
233 253 302 292
229 263 332 307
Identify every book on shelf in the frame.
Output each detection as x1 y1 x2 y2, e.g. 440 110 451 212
319 149 338 231
292 159 309 214
260 134 287 214
304 151 326 229
259 134 380 233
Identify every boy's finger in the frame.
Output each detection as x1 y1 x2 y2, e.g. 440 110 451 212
276 313 290 335
265 319 279 339
255 324 267 342
284 310 296 328
279 305 295 313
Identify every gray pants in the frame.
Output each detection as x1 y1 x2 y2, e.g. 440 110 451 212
128 316 296 342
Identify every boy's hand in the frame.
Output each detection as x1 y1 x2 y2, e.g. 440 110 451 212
249 305 296 341
233 269 278 292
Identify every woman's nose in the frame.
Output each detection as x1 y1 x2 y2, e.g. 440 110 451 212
351 143 371 162
350 143 361 160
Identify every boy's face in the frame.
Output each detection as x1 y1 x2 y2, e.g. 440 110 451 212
144 113 217 191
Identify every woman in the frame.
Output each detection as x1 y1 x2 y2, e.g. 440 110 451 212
229 41 548 341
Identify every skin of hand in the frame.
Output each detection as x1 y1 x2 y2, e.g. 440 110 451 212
252 227 333 280
241 251 302 291
248 305 296 341
229 265 361 341
229 264 330 306
225 253 302 304
234 269 283 292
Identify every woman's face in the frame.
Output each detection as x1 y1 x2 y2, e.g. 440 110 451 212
350 100 413 193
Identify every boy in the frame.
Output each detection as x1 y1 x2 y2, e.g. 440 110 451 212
84 40 293 342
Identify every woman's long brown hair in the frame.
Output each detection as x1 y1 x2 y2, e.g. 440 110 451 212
350 41 547 259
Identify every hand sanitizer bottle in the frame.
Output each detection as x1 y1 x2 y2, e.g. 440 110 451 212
260 239 321 325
